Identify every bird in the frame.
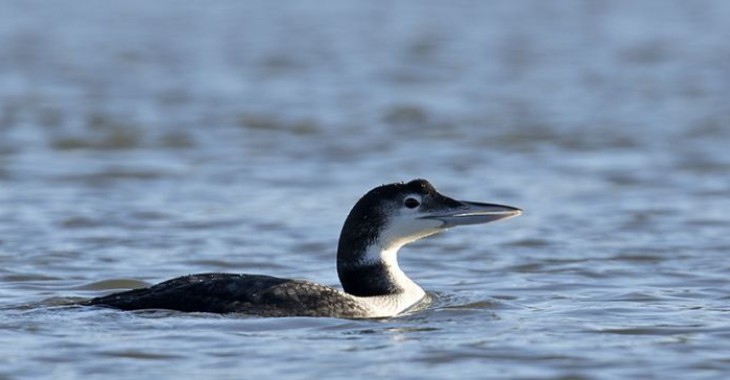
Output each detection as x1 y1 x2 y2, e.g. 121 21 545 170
82 179 521 318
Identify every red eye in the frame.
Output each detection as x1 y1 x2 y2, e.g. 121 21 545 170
404 198 420 209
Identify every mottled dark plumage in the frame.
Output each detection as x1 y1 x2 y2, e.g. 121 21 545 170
82 273 371 318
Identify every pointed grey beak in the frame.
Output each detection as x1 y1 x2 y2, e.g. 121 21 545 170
421 201 522 228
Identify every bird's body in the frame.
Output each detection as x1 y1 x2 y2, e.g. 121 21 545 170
86 274 374 318
83 179 521 318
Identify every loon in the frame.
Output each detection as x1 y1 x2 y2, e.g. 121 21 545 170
82 179 521 318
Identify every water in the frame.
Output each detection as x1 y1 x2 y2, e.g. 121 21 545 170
1 1 730 378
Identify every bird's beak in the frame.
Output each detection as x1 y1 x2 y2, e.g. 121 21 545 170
421 201 522 228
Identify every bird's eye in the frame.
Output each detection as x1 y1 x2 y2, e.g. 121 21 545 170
404 197 420 209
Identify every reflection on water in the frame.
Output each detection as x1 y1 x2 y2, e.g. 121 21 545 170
1 0 730 379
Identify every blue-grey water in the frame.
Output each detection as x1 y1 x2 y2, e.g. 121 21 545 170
1 1 730 379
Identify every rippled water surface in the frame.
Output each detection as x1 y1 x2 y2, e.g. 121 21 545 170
2 1 730 379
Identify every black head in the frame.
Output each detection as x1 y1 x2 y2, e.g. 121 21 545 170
336 179 522 296
337 179 521 264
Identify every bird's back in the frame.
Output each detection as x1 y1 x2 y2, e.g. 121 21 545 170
83 273 372 318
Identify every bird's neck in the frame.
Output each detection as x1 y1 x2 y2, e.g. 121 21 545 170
337 239 424 299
